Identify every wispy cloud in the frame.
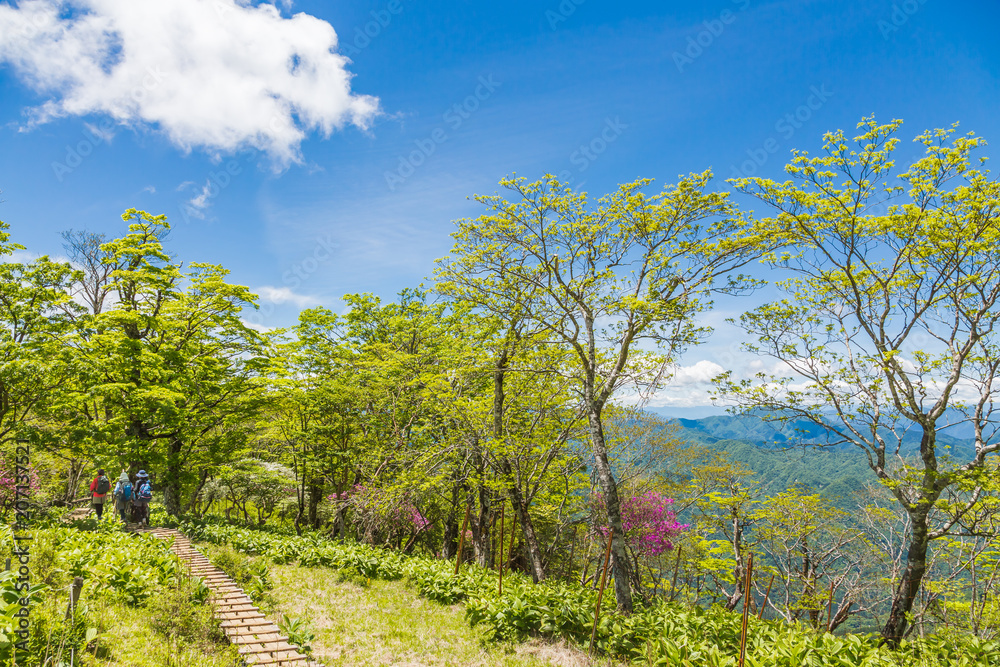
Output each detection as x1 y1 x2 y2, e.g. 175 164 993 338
0 0 380 166
83 121 114 143
185 180 214 218
255 285 322 308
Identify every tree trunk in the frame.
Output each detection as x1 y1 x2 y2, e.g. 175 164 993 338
308 478 324 529
184 468 210 514
881 512 930 646
441 484 461 558
508 480 546 582
587 406 633 613
442 515 458 559
64 459 85 504
163 438 184 516
498 457 546 582
472 484 492 567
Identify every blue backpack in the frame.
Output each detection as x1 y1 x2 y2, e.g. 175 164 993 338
120 481 133 501
137 480 152 500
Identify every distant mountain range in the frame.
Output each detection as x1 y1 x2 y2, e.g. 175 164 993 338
645 410 981 505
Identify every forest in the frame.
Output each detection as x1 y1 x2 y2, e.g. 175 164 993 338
4 118 1000 665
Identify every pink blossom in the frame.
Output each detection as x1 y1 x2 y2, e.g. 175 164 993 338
593 491 688 557
328 485 431 533
0 457 41 521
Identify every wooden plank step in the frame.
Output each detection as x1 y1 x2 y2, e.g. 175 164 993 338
238 644 301 656
220 619 277 629
245 657 306 666
147 527 320 666
216 611 267 621
231 633 286 644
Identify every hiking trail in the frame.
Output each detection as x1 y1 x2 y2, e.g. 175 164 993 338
145 527 323 667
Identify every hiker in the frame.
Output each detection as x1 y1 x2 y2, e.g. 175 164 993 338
112 470 133 523
89 468 111 519
132 470 153 526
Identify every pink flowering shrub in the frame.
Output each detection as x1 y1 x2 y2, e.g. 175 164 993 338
0 456 41 521
593 490 688 557
328 485 430 536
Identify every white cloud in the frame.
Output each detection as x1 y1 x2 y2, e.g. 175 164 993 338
241 319 275 333
255 285 321 308
83 121 114 142
140 185 155 194
669 360 726 386
0 0 380 166
185 180 213 218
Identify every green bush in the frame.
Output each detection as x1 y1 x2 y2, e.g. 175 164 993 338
179 520 1000 666
148 576 226 646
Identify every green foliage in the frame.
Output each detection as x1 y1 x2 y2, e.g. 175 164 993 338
0 523 190 665
277 614 316 656
147 576 226 646
188 520 1000 665
208 544 273 607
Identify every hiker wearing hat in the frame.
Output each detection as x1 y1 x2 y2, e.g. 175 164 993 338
112 470 133 523
89 468 111 519
132 470 153 526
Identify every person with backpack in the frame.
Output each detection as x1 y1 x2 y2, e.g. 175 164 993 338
89 468 111 519
132 470 153 526
112 470 133 523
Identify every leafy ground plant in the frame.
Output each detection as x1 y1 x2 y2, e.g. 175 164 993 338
183 520 1000 666
265 560 589 666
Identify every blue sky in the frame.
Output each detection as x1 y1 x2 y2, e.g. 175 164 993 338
0 0 998 411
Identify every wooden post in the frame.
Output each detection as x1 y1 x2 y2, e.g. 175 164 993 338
759 574 775 620
826 580 835 632
588 531 614 656
505 511 519 571
65 576 84 620
454 501 471 576
669 545 682 601
738 554 754 667
489 503 499 570
498 503 505 596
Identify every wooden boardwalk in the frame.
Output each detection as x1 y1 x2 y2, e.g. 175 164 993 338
144 527 322 667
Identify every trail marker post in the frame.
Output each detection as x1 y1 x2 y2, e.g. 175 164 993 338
588 530 614 656
498 503 505 596
454 501 471 576
669 545 682 601
738 554 754 667
759 574 775 620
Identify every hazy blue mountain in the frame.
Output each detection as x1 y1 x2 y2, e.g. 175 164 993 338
646 409 981 505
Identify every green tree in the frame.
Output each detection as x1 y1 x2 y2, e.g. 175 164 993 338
0 248 80 459
437 173 759 611
66 210 269 514
720 117 1000 645
751 488 871 630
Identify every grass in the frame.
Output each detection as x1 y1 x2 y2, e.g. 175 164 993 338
258 558 603 667
82 598 241 667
